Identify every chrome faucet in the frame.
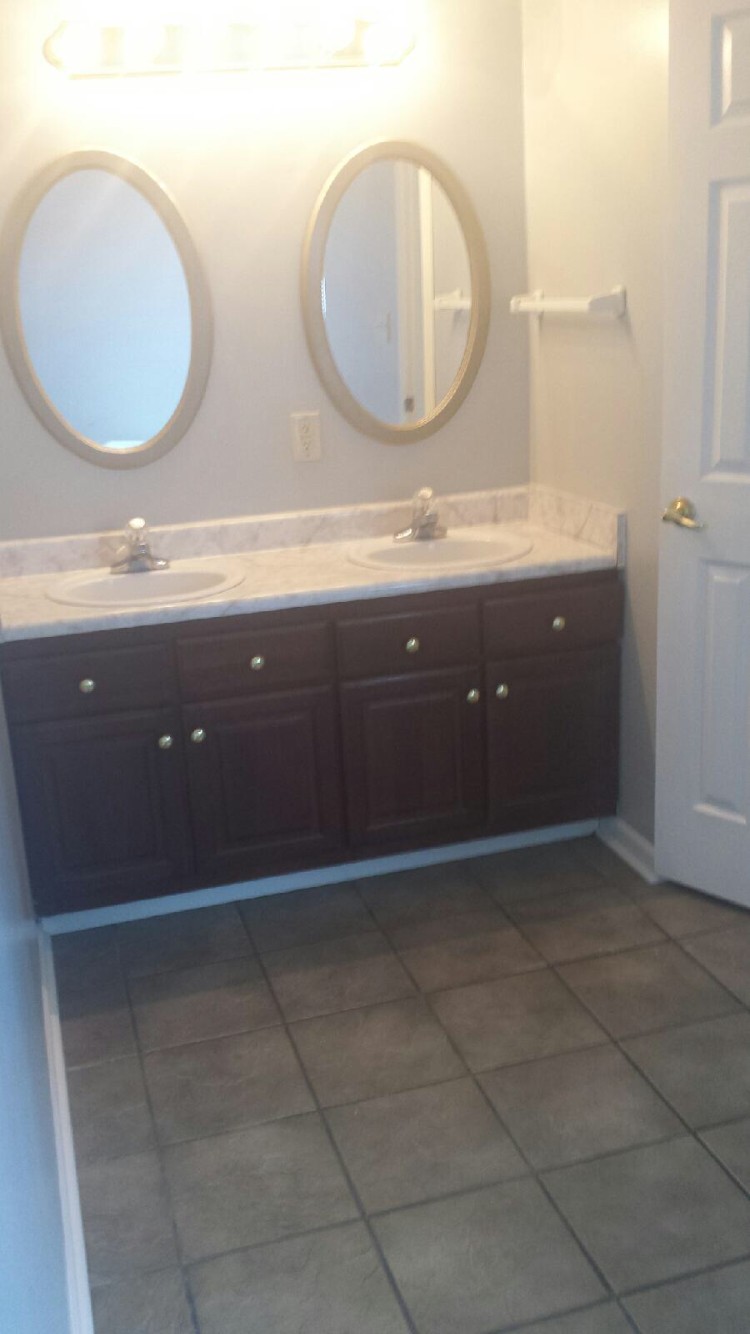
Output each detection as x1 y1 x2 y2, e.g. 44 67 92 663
110 518 170 574
394 488 447 543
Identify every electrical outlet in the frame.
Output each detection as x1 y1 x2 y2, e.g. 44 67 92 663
291 411 322 461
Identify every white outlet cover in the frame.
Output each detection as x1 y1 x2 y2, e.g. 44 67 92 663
291 411 321 461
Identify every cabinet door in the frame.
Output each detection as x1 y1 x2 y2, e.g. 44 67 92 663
12 708 193 915
184 687 345 881
486 647 620 832
341 669 485 848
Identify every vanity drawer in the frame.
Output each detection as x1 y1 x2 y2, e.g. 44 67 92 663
177 622 333 700
1 643 175 724
484 579 624 658
336 604 480 679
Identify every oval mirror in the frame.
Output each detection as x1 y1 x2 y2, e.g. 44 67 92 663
302 141 490 444
0 151 212 468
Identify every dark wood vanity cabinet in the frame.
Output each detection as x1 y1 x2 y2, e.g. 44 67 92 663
183 688 345 882
0 571 623 916
10 709 193 913
485 648 620 831
483 578 623 833
175 619 345 882
336 597 485 846
3 642 192 913
340 669 486 847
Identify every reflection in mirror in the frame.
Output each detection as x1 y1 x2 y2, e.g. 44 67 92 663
20 171 190 450
0 151 212 469
323 161 471 426
302 141 490 445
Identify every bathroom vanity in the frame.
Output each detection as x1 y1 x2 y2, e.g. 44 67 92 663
0 139 625 921
0 563 623 917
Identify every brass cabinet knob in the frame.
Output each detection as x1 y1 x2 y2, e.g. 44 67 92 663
495 683 510 700
466 688 481 705
79 678 96 695
552 616 566 632
250 655 265 672
190 728 207 745
157 734 174 750
405 637 420 655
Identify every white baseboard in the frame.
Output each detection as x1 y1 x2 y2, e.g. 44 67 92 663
39 932 94 1334
597 816 662 885
43 820 598 935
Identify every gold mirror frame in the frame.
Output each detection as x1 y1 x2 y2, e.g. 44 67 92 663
0 150 213 469
301 141 491 445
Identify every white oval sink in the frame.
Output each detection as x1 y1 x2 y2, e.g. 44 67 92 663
47 559 247 609
348 530 532 573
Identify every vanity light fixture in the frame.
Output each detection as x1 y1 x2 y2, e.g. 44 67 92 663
43 1 418 78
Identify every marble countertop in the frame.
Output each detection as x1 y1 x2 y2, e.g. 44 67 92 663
0 521 620 644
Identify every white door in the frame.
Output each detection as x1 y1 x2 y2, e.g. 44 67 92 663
656 0 750 903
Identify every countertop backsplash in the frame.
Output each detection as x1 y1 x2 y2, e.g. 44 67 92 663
0 486 624 580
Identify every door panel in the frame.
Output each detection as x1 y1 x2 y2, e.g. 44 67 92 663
703 184 750 477
657 0 750 901
341 668 485 846
713 14 750 124
184 687 345 880
697 563 750 822
12 708 192 914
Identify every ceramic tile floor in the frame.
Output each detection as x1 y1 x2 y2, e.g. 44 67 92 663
54 837 750 1334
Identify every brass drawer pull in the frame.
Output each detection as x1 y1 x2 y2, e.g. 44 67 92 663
405 637 420 655
79 678 96 695
466 688 481 705
157 734 174 750
190 728 207 745
496 683 510 700
552 616 566 632
250 655 265 672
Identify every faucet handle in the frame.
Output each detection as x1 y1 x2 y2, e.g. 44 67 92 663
125 517 149 548
413 487 436 516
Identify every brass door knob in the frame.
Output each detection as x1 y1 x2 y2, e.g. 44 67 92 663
157 734 174 750
250 655 265 672
190 728 207 745
466 688 481 704
495 683 510 699
552 616 566 632
405 637 420 655
79 678 96 694
662 496 706 529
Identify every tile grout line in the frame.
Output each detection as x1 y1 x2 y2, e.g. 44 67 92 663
614 1250 750 1303
484 1296 641 1334
63 965 745 1077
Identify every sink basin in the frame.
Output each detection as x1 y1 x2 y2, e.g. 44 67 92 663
47 558 247 609
348 530 532 573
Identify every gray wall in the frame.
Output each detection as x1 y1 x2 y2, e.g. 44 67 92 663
522 0 668 842
0 0 529 540
0 698 69 1334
